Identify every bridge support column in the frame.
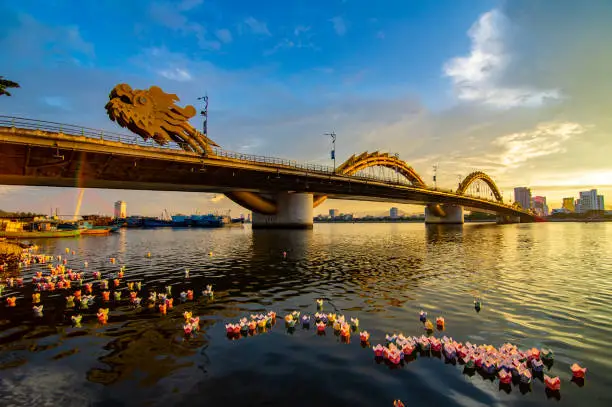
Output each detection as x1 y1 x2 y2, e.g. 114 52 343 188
252 192 313 229
424 204 464 224
496 215 521 224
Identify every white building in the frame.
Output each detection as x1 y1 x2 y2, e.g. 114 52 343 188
390 207 399 219
114 201 127 219
577 189 604 213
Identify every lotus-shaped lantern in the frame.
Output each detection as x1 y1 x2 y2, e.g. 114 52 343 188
570 363 586 378
544 375 561 391
419 310 427 322
372 344 385 358
32 305 44 317
498 369 512 384
436 316 445 329
32 293 41 304
71 314 82 327
316 299 323 309
360 331 370 342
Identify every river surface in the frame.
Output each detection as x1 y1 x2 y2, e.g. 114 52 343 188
0 222 611 407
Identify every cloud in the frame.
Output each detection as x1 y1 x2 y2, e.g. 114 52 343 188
215 28 233 43
243 17 271 36
443 9 561 109
329 16 347 36
148 1 220 50
158 68 192 82
492 122 586 168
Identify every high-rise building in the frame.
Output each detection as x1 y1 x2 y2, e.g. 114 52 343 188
329 209 339 218
562 197 575 212
114 201 127 219
577 189 603 213
514 187 532 210
390 207 399 219
532 196 549 216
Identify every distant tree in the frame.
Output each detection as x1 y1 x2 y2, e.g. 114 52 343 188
0 76 20 97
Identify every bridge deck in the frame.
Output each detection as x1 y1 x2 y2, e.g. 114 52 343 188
0 118 533 220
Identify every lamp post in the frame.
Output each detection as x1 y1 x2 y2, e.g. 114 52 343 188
197 95 208 154
325 132 337 172
433 164 438 190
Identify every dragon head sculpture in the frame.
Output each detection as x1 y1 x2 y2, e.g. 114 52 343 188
105 83 218 153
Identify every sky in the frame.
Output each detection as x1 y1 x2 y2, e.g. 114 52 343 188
0 0 611 217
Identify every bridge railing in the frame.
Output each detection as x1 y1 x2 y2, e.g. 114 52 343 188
0 115 526 213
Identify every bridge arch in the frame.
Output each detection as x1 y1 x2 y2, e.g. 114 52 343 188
456 171 503 202
335 151 426 187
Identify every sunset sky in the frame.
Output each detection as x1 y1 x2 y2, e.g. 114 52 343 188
1 0 610 217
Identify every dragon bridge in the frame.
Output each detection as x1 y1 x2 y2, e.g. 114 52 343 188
104 83 432 215
103 83 518 219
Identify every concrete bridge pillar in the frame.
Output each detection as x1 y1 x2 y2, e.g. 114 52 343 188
252 192 313 229
496 215 521 224
424 204 464 224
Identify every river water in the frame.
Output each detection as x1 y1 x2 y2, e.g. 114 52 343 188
0 222 611 406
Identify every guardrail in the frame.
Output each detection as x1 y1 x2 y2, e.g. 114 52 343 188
0 115 528 214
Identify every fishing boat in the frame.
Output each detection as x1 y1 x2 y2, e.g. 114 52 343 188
0 219 82 239
191 214 224 228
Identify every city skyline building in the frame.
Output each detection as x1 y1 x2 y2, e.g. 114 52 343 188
562 197 575 212
532 196 549 216
514 187 532 210
114 200 127 219
390 207 399 219
329 209 339 219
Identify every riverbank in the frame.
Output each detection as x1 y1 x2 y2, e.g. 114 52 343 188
0 239 23 265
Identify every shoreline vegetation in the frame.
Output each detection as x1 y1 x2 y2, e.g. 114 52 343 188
0 240 24 265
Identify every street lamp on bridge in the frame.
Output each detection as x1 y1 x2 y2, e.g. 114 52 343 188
197 94 208 154
325 131 337 172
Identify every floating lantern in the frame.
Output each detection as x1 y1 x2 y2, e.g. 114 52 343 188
436 316 445 329
97 308 109 324
424 320 434 332
544 375 561 391
184 269 190 278
166 298 174 309
184 311 193 322
110 258 116 264
350 317 359 329
419 310 427 322
114 279 121 288
267 311 277 320
132 297 141 307
65 295 75 308
187 290 194 300
127 282 134 291
474 300 482 312
316 299 323 309
570 363 587 378
71 314 82 327
165 285 172 295
180 291 188 301
184 323 193 335
302 315 311 327
498 369 512 384
531 358 544 373
84 283 93 294
102 291 110 301
73 290 81 300
316 321 326 333
282 251 287 258
519 367 532 384
541 348 554 361
84 261 88 268
65 248 70 253
32 293 41 304
360 331 370 342
146 252 151 258
114 292 121 301
393 401 405 407
327 313 336 323
372 344 385 357
100 280 109 290
93 272 101 280
248 320 257 331
118 270 124 279
159 303 167 315
32 305 44 317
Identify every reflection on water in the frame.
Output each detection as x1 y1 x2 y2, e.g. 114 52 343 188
1 223 611 406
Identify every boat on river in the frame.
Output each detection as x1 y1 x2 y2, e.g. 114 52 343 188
0 219 82 239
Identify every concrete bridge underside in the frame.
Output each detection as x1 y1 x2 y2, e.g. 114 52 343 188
0 130 534 228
